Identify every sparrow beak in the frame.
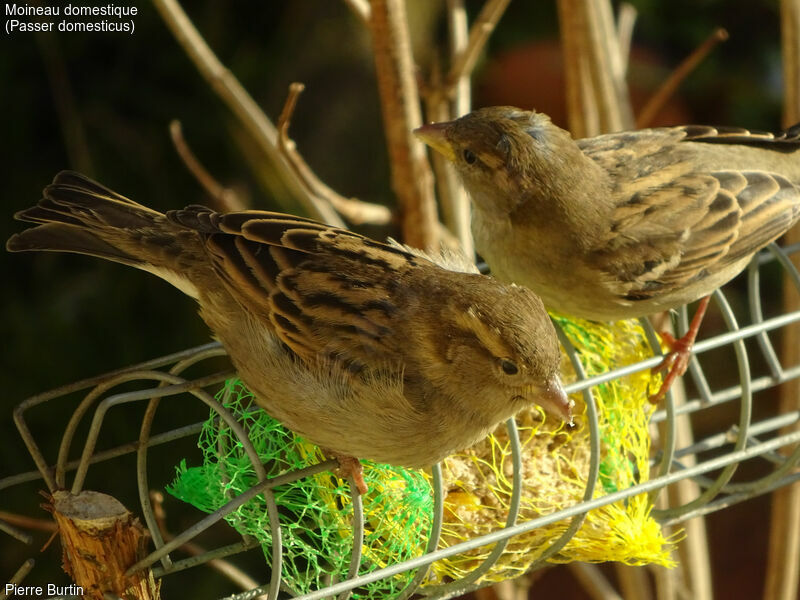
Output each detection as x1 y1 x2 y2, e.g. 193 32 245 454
413 122 457 162
532 376 574 424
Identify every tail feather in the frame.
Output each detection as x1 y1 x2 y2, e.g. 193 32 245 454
7 171 179 270
7 222 143 267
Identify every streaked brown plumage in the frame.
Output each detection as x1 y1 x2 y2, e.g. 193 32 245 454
415 107 800 400
7 171 572 489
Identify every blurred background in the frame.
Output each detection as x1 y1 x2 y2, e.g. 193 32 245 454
0 1 792 598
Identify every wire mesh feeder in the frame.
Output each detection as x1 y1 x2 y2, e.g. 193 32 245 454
3 241 800 600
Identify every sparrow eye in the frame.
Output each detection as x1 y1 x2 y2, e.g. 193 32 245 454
500 359 519 375
463 148 477 164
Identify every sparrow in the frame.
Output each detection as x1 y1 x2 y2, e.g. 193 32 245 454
7 171 572 494
415 106 800 401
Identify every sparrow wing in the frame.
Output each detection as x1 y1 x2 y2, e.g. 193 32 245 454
584 127 800 300
168 207 425 368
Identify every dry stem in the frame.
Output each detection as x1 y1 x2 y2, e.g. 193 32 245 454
615 3 637 73
368 0 439 248
276 84 391 226
557 0 599 137
430 0 474 256
169 120 246 213
445 0 511 92
764 3 800 599
637 28 729 128
152 0 344 226
35 31 93 175
568 562 624 600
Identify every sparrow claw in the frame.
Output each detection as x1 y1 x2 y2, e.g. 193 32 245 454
332 454 368 495
648 295 711 404
649 348 691 403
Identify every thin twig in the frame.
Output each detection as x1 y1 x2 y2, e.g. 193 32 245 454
636 27 729 128
276 83 391 226
4 559 35 598
0 510 58 533
169 120 246 213
764 4 800 599
444 0 511 92
342 0 370 25
368 0 439 248
152 0 344 226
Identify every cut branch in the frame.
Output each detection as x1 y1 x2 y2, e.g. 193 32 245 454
48 490 159 600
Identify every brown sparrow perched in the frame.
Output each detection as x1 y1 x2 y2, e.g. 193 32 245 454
415 107 800 402
7 171 572 493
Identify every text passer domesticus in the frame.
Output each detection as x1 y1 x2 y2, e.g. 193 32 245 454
7 171 572 494
415 107 800 401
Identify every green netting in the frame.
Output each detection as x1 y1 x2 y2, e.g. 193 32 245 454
167 379 433 598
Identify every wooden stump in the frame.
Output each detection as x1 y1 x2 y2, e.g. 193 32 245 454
50 490 160 600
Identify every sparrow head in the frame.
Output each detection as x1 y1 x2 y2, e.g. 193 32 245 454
422 277 572 424
414 106 582 214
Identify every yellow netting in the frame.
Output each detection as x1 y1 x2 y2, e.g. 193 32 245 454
428 316 675 586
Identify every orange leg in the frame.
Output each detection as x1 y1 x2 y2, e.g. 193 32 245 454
331 454 368 495
649 295 711 404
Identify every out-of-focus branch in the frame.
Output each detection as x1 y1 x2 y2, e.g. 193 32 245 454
0 510 57 533
169 120 246 213
616 3 637 74
276 84 391 226
368 0 439 249
342 0 370 25
568 562 624 600
444 0 511 92
557 0 598 137
433 0 475 257
636 28 728 128
35 31 93 175
765 4 800 600
587 0 634 132
152 0 344 227
557 0 634 136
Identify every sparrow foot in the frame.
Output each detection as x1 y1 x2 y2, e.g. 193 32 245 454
649 295 711 404
331 454 368 495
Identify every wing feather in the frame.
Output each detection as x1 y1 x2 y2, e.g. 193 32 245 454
167 207 425 367
598 168 799 300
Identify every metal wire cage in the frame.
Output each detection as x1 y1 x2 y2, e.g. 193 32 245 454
3 241 800 600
